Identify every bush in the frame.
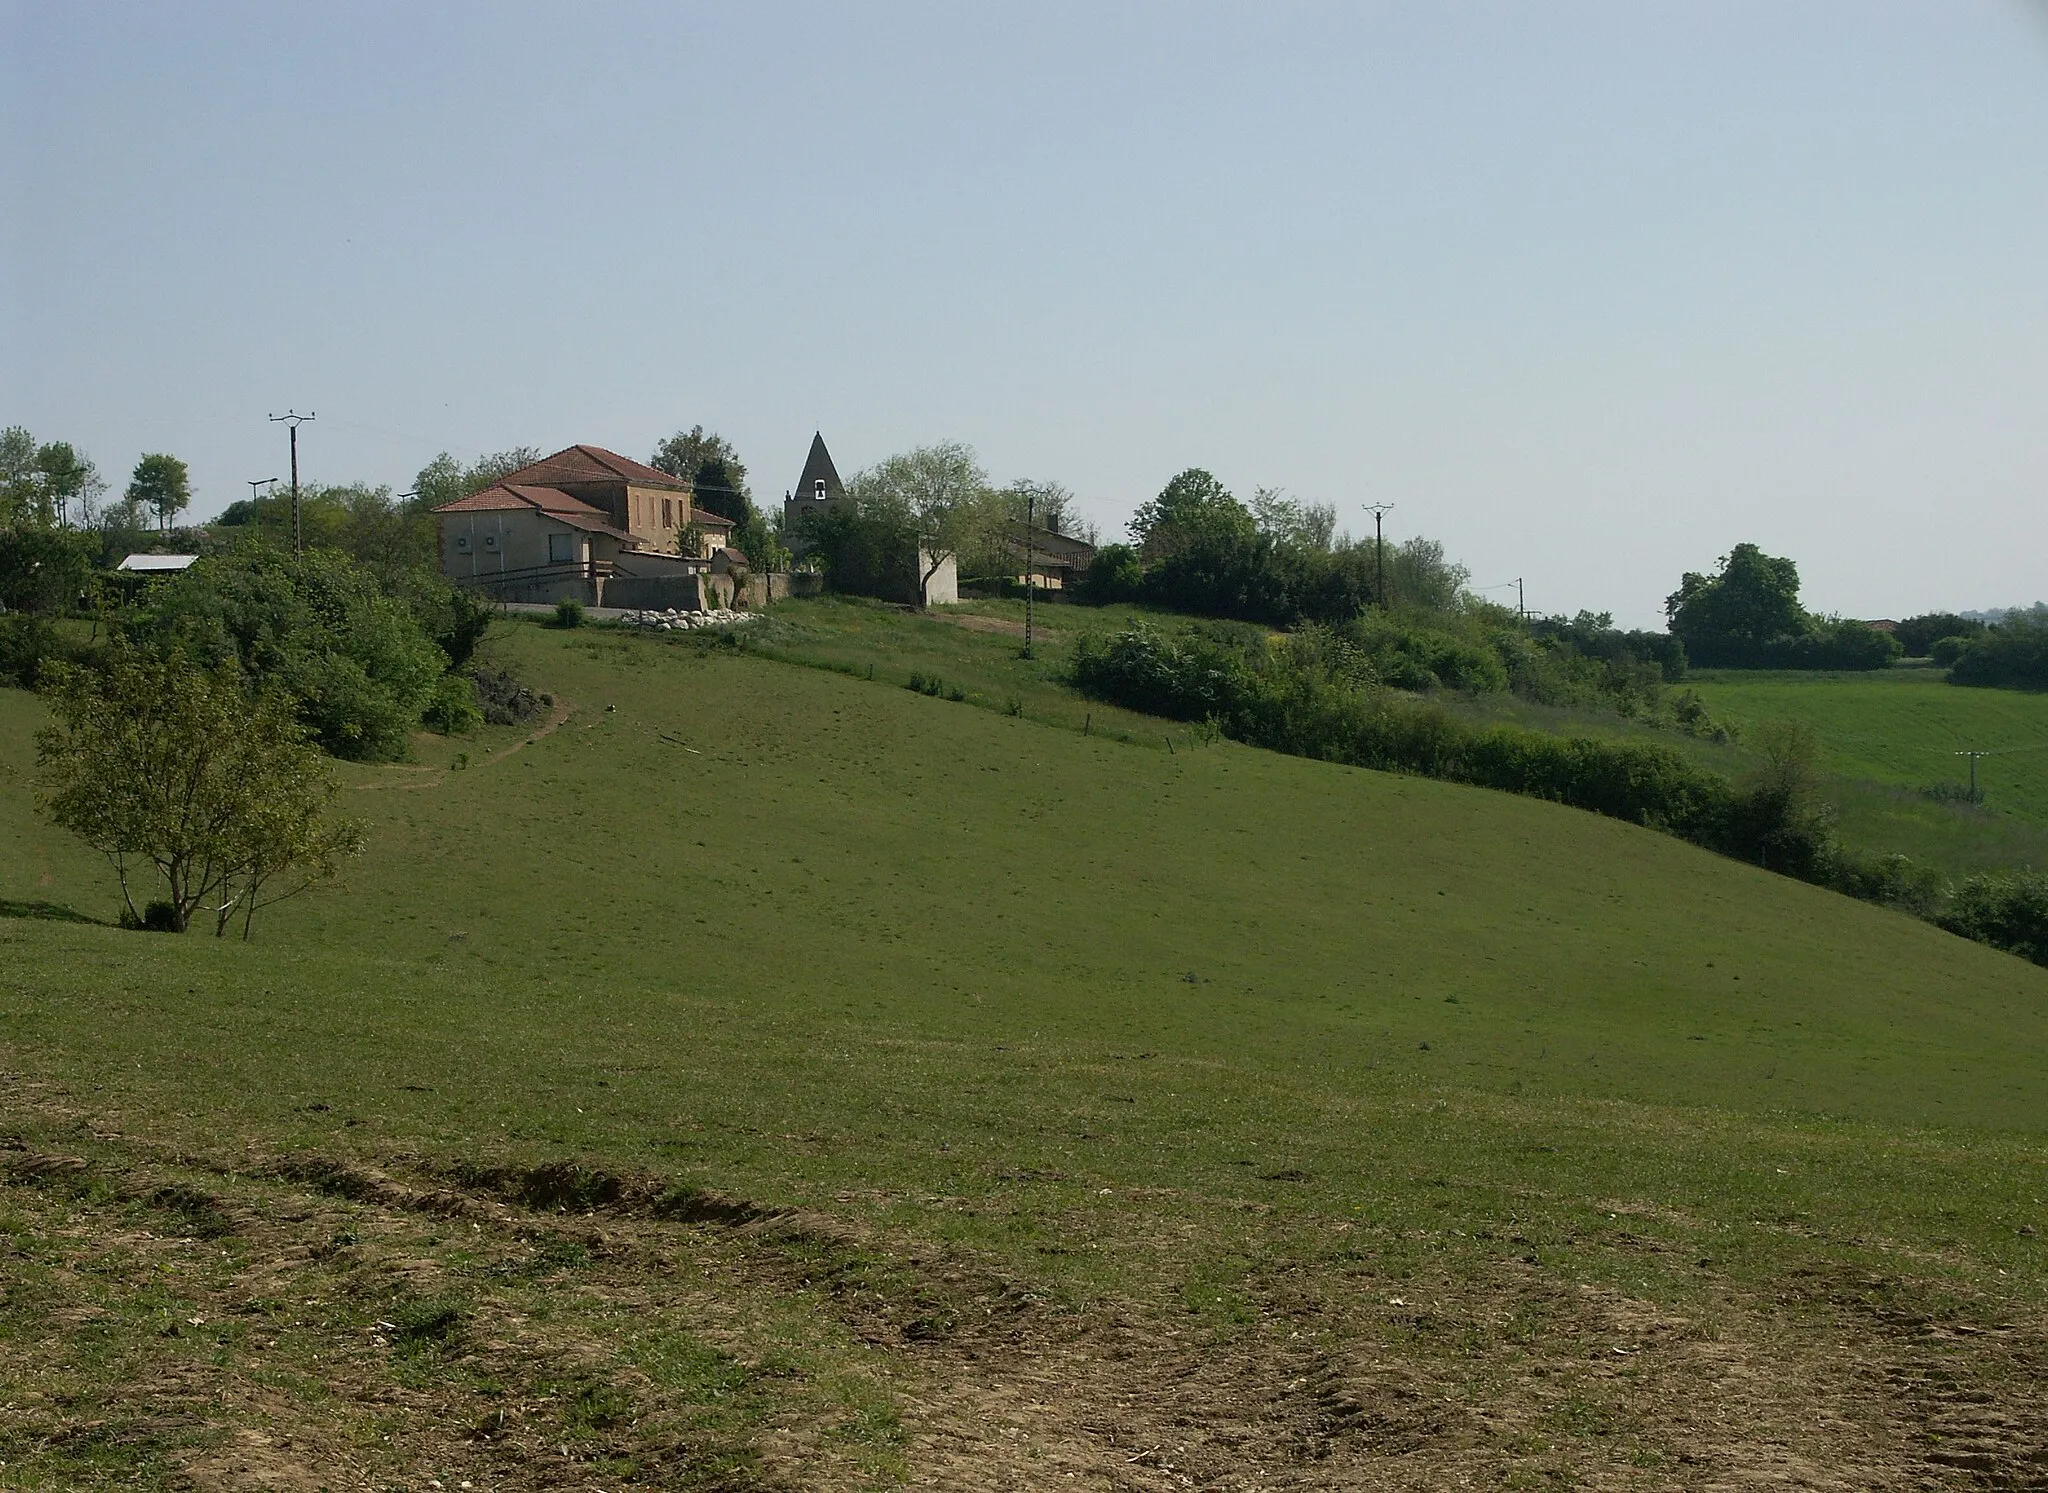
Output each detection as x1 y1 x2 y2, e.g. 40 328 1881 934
1075 544 1143 604
552 597 585 629
0 613 91 689
0 527 97 614
1894 612 1985 658
1930 635 1973 668
133 549 448 762
1939 873 2048 967
1948 622 2048 691
422 673 484 734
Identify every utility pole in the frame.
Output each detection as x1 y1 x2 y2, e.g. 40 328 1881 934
1364 502 1395 608
247 477 280 513
268 411 315 555
1956 749 1989 804
1517 577 1526 623
1022 489 1036 659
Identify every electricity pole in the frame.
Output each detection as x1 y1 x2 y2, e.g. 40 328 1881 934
247 477 280 512
268 411 315 555
1364 502 1395 608
1956 749 1989 804
1517 577 1526 622
1022 490 1036 659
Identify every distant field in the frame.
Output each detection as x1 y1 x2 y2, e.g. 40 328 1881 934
1686 668 2048 873
5 614 2048 1487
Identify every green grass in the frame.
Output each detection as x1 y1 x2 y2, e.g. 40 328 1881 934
6 611 2048 1484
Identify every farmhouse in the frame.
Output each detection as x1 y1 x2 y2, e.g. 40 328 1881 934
434 444 737 607
1004 522 1096 590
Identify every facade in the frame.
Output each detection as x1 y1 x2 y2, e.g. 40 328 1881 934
1003 522 1097 590
432 443 740 604
477 444 734 558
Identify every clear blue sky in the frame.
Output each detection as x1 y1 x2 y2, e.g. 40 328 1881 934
5 2 2045 625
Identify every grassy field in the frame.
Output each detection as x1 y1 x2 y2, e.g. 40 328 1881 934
5 609 2048 1487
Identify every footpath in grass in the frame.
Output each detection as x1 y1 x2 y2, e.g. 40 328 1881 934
5 620 2048 1487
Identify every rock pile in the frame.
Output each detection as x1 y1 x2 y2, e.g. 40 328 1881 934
622 607 762 631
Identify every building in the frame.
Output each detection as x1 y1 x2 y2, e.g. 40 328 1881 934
781 431 848 539
433 444 737 607
1003 522 1097 590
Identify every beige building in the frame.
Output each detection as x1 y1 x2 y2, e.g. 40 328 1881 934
434 444 740 604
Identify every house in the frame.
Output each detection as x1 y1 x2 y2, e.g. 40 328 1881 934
433 444 737 607
477 444 734 558
1003 522 1096 590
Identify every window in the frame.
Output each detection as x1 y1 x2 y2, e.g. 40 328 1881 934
814 479 827 499
548 531 574 564
663 498 673 527
455 533 471 552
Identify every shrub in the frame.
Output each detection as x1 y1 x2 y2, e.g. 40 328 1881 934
1948 622 2048 691
1930 635 1974 668
1075 544 1143 604
1894 612 1985 658
1939 873 2048 967
0 613 90 689
552 597 585 629
0 526 97 614
134 549 447 762
422 673 484 734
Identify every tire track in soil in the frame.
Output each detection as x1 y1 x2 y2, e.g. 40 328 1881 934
5 1102 2047 1489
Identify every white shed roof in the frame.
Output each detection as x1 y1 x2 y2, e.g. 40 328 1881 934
116 554 199 573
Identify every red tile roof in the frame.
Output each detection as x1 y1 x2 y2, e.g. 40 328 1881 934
497 444 691 491
691 507 735 530
433 483 631 538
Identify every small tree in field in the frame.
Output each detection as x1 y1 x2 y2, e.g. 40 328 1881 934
35 648 364 937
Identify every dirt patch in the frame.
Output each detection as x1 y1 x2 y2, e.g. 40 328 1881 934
937 612 1028 637
6 1116 2048 1489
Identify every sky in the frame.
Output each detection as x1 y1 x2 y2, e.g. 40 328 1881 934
4 2 2045 627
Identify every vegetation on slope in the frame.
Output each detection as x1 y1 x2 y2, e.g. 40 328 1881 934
6 621 2048 1484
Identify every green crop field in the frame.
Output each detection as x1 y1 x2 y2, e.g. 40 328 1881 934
5 611 2048 1488
1686 668 2048 877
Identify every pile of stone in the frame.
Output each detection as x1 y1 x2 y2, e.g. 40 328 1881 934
622 607 762 632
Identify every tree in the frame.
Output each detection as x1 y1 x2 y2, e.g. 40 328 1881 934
127 453 192 535
34 648 363 937
650 425 755 526
2 428 106 529
411 448 543 510
139 549 449 761
1665 543 1806 652
1129 469 1256 561
847 442 1002 606
1250 487 1337 552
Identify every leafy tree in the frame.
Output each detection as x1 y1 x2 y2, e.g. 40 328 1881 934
1893 612 1985 658
650 425 755 528
138 549 448 761
1665 543 1805 653
0 527 97 614
1250 488 1337 551
1948 619 2048 691
411 448 543 510
847 442 1002 606
1129 469 1255 561
2 427 106 528
127 453 193 534
34 647 363 936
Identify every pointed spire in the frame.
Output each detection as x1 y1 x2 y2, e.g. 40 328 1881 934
794 432 845 503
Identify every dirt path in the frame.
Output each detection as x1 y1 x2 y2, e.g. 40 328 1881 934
354 696 574 793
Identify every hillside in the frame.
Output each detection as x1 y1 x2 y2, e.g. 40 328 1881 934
5 616 2048 1488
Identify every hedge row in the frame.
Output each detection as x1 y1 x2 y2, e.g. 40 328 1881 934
1071 624 2046 967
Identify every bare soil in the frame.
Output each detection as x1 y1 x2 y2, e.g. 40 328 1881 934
4 1084 2047 1489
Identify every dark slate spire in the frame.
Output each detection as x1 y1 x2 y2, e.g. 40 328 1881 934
793 432 845 503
